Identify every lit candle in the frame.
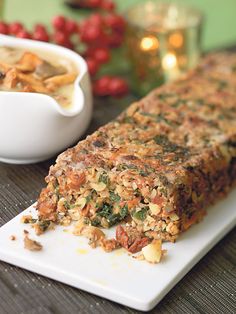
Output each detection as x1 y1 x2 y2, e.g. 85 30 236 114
162 53 177 70
140 36 159 51
162 52 180 80
169 32 184 48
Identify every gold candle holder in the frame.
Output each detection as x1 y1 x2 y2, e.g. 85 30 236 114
125 1 203 96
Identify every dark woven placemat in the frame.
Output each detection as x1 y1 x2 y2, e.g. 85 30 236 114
0 97 236 314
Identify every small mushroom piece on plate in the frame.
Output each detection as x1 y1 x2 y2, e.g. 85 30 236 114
24 234 43 251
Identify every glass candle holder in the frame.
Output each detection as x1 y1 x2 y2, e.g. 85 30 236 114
125 1 203 96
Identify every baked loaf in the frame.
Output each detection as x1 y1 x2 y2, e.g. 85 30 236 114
36 53 236 247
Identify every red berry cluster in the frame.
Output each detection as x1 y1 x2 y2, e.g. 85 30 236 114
0 21 50 41
0 0 129 98
52 16 78 49
81 13 125 72
93 76 129 97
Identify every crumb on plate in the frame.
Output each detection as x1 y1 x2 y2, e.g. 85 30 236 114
24 234 43 251
21 215 33 223
141 239 166 263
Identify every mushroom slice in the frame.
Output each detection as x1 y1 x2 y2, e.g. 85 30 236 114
16 52 42 72
34 61 67 80
3 68 18 89
45 73 77 91
17 72 49 93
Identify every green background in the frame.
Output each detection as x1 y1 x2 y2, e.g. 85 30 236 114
4 0 236 51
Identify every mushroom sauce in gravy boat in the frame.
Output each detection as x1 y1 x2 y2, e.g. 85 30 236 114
0 35 92 164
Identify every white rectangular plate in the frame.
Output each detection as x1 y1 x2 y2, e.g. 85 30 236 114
0 191 235 311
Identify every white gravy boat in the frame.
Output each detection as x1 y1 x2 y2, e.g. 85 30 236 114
0 35 93 164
